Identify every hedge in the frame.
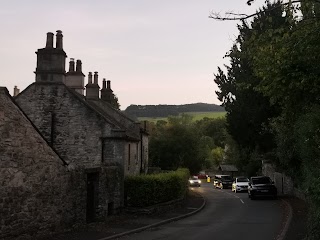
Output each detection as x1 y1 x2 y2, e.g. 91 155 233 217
124 168 190 207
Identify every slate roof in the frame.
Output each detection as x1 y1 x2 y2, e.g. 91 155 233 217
219 164 238 172
15 82 142 141
65 85 142 141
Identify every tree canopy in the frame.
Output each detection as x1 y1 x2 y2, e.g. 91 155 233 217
212 0 320 237
149 115 228 174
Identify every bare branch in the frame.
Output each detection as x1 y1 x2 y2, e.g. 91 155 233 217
209 11 259 21
209 0 320 21
225 12 249 17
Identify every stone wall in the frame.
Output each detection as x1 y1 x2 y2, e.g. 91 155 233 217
124 141 141 176
15 83 109 166
262 160 294 196
141 133 149 174
0 87 86 239
15 83 124 220
88 100 149 175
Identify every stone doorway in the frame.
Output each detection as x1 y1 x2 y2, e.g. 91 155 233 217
86 172 99 223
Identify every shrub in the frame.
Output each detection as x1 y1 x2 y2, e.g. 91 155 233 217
125 168 190 207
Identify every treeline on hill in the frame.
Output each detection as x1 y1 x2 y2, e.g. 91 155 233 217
124 103 225 118
212 1 320 238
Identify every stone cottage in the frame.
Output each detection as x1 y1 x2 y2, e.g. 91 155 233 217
0 87 85 239
0 30 148 239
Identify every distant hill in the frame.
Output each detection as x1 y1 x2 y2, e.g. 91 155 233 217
124 103 225 119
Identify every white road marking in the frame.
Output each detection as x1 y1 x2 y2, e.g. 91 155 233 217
211 187 245 204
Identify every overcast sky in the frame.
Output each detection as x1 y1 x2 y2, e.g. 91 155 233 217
0 0 265 110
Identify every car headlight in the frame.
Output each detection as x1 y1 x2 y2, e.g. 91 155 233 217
189 180 194 183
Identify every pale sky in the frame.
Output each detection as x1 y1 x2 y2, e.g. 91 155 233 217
0 0 265 110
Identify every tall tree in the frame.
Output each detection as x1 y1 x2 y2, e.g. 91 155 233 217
214 2 285 153
149 114 202 174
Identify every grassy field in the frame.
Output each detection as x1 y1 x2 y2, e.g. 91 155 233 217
138 111 226 123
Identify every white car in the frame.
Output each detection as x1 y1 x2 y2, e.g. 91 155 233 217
189 176 201 187
232 177 249 193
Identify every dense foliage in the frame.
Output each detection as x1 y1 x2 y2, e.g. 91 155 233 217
149 114 228 174
111 94 120 110
124 168 190 207
213 0 320 238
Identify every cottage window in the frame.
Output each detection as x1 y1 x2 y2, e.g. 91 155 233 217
50 112 55 147
128 144 131 170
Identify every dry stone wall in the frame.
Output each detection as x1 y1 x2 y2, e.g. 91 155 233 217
262 160 294 196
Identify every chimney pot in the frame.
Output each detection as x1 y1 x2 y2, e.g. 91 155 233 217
69 58 75 72
107 80 111 89
88 72 93 84
76 60 82 72
13 86 20 97
45 32 54 48
102 78 106 89
56 30 63 49
94 72 98 84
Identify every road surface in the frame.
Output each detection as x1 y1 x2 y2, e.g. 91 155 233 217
120 182 284 240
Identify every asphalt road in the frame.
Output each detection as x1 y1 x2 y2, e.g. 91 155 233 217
120 182 284 240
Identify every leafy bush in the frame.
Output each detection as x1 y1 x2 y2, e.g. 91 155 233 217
125 168 190 207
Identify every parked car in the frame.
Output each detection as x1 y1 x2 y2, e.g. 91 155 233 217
197 173 208 179
189 176 201 187
248 176 277 200
214 175 233 189
232 177 249 193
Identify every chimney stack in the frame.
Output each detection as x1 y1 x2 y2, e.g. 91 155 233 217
65 58 85 95
69 58 75 72
56 30 63 49
101 78 113 102
86 71 100 99
35 30 67 83
13 86 20 97
45 32 54 48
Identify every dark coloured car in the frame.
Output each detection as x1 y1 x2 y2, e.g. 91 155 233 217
215 175 233 189
248 176 277 200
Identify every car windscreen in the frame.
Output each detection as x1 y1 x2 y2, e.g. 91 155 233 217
252 177 272 184
221 176 232 181
237 178 249 182
191 176 199 180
